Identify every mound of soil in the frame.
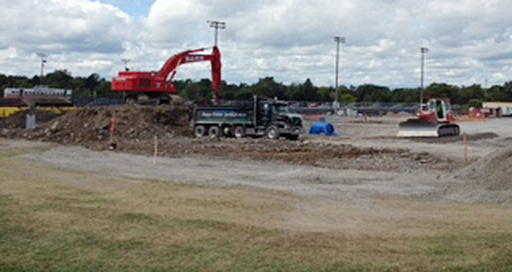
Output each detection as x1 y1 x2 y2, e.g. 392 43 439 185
456 147 512 191
1 105 192 144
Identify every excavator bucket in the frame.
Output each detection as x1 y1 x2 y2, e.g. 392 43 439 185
397 119 438 137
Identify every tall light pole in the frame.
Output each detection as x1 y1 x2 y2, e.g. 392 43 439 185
207 20 226 47
420 47 429 105
334 36 346 109
121 58 131 71
37 53 47 86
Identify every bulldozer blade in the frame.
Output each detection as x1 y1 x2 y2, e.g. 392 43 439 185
397 119 438 137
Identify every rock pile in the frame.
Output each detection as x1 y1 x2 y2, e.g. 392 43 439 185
456 146 512 191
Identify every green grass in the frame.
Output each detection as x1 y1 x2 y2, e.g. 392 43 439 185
1 189 512 272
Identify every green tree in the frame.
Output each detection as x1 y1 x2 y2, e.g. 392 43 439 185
460 84 484 104
234 85 254 100
503 81 512 101
45 70 73 88
252 77 283 99
317 87 335 102
426 83 459 102
356 84 391 102
340 93 357 104
487 85 505 101
85 73 101 97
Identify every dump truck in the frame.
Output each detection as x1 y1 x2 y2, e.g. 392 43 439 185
193 96 304 140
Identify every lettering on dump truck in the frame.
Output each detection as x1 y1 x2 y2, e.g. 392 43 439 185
200 111 248 118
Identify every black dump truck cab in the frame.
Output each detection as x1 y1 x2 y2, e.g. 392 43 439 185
193 96 304 140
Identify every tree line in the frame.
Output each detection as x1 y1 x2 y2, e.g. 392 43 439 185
177 76 512 107
2 70 512 106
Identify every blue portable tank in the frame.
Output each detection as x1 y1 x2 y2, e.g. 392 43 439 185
309 122 337 136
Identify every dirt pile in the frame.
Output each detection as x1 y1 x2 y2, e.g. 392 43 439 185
456 146 512 191
1 105 192 144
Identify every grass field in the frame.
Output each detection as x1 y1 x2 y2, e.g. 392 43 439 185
1 144 512 271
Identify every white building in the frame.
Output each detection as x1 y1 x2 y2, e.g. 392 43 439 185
482 102 512 117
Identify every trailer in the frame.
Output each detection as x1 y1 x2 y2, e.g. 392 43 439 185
193 96 304 140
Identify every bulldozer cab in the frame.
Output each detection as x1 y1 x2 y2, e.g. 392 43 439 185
429 99 446 122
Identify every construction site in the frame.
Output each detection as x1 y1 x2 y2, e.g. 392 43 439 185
1 39 512 271
1 101 512 270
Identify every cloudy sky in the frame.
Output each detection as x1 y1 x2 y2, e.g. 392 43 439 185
1 0 511 88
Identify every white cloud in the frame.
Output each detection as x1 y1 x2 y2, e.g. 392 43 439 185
136 0 512 87
0 47 19 60
0 0 131 54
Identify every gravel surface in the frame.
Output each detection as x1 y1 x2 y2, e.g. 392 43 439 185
19 144 443 204
2 108 512 205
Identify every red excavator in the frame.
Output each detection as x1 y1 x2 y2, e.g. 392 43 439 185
112 46 222 104
397 98 460 137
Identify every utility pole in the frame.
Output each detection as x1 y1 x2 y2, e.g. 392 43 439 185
420 47 429 105
334 36 346 109
121 59 131 71
37 53 47 86
207 20 226 47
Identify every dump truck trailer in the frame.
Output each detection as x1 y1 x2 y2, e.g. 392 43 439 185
193 96 304 140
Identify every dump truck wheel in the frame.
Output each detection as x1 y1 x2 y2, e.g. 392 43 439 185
208 126 220 139
265 126 280 140
194 125 206 138
234 126 245 139
222 126 232 137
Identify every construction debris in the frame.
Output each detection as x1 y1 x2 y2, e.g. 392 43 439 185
456 145 512 191
1 105 192 143
0 105 458 173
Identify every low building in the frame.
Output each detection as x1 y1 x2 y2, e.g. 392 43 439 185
482 102 512 117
